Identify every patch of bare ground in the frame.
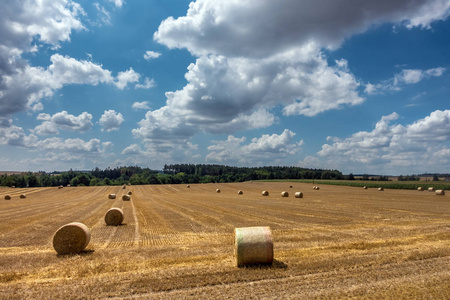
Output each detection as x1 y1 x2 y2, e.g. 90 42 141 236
0 182 449 299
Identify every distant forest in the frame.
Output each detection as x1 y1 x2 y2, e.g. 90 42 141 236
0 164 445 187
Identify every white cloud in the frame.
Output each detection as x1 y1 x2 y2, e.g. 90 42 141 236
365 67 446 94
94 3 112 25
115 68 140 89
99 110 124 132
33 111 93 135
316 110 450 174
206 130 303 166
135 77 156 89
121 144 141 155
109 0 125 8
0 125 38 147
132 101 150 110
143 51 161 60
155 0 450 58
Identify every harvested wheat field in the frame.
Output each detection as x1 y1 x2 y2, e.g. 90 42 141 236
0 182 449 299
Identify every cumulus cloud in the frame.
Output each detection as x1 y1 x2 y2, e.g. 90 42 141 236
135 77 156 89
99 110 124 132
132 101 150 110
114 68 140 89
143 51 161 60
33 111 93 135
109 0 125 8
0 125 38 147
155 0 450 57
121 144 142 155
365 67 446 94
0 0 85 124
317 110 450 174
206 130 303 166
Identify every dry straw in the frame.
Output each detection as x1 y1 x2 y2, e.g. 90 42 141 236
105 208 124 226
122 194 131 201
435 190 445 195
108 194 116 199
238 190 243 195
4 195 11 200
52 222 91 255
378 187 384 191
262 191 269 196
428 187 435 192
234 226 273 267
19 194 26 199
417 187 424 191
294 192 303 198
281 191 289 197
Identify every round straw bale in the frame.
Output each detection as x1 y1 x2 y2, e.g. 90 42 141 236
58 185 63 189
127 191 132 195
417 187 424 191
11 186 15 188
104 208 124 226
435 190 445 195
428 187 435 192
378 187 384 191
19 194 26 199
186 185 190 188
4 195 11 200
262 191 269 196
363 186 368 189
315 186 320 190
289 185 293 188
216 189 221 193
108 194 116 199
238 190 243 195
294 192 303 198
122 194 131 201
281 191 289 197
234 226 273 267
313 186 316 189
52 222 91 255
122 185 126 189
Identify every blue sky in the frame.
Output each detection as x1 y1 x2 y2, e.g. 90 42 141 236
1 0 449 175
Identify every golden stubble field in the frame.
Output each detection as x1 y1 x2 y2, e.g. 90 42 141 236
0 182 449 299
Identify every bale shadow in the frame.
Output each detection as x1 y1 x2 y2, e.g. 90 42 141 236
239 259 288 270
106 223 127 227
56 249 95 258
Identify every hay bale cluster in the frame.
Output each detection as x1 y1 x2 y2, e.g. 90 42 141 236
234 226 273 267
105 208 124 226
52 222 91 255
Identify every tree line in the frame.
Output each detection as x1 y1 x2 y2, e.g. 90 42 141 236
1 165 347 187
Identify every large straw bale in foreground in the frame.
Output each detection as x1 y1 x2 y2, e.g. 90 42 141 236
234 226 273 267
52 222 91 255
105 208 124 226
435 190 445 195
108 194 116 199
122 194 131 201
294 192 303 198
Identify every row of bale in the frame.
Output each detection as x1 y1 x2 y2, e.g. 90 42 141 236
53 191 132 255
214 189 305 198
53 219 272 267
